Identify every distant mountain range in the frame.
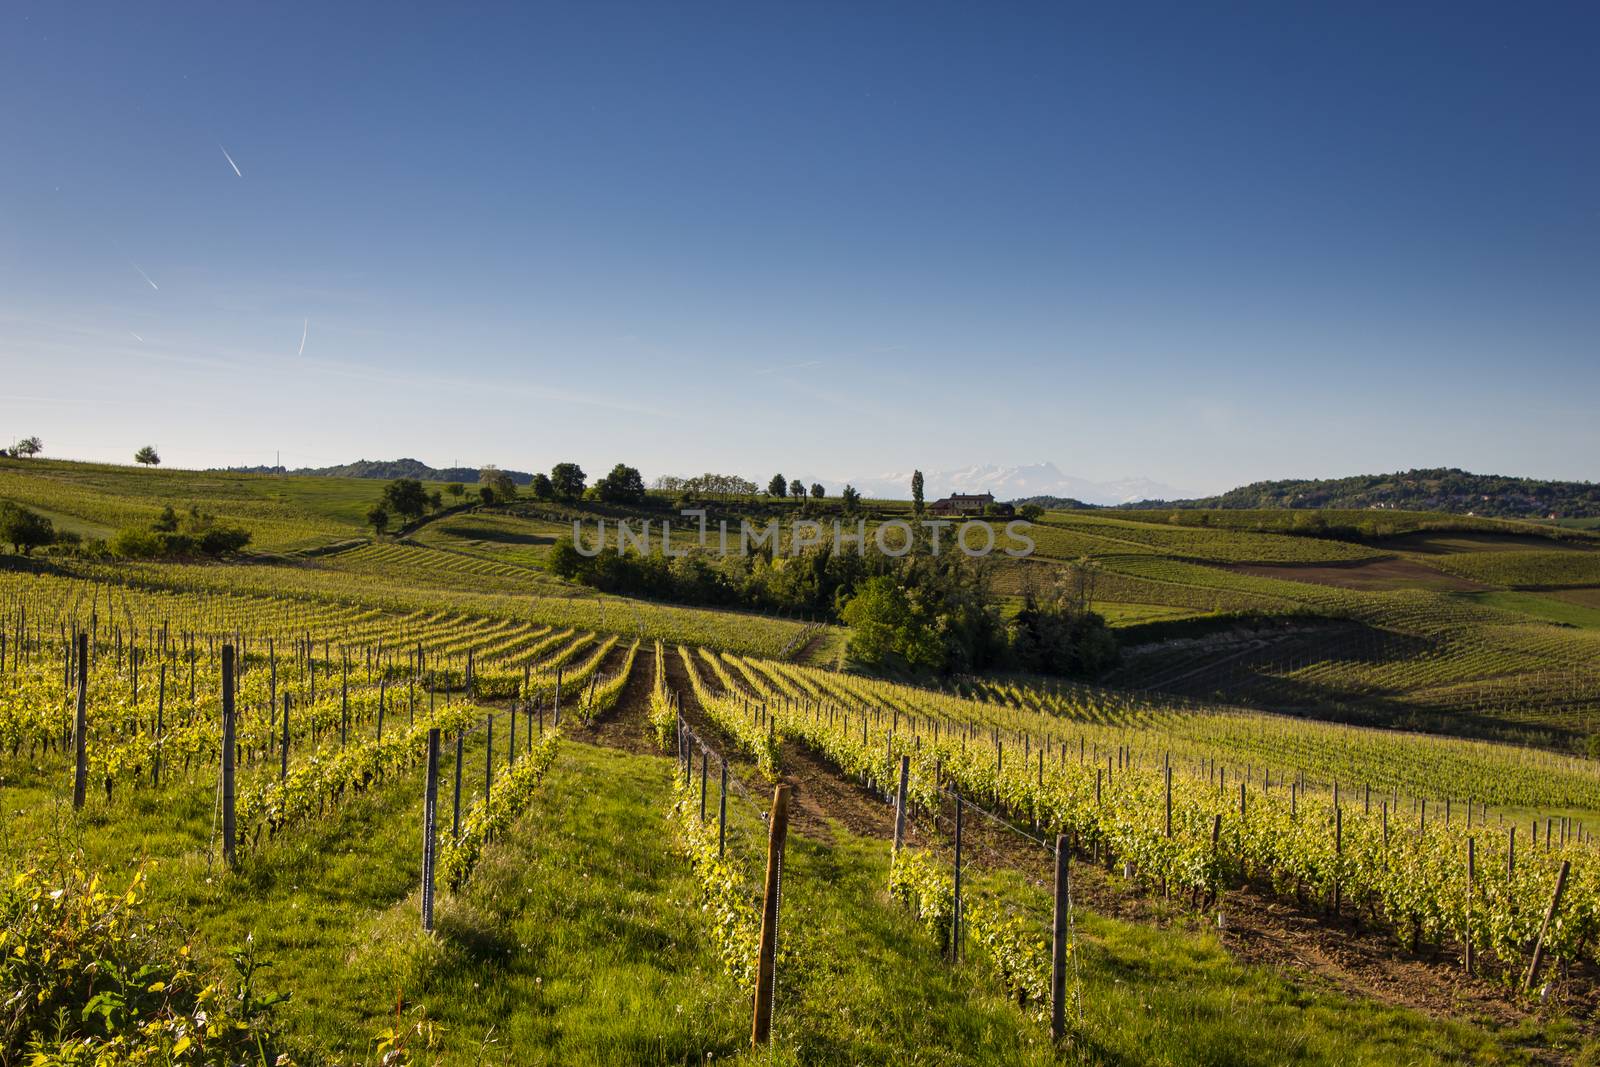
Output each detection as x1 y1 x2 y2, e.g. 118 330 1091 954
846 463 1188 506
1121 468 1600 519
224 458 533 484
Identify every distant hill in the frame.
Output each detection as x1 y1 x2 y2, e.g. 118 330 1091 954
223 458 534 484
1011 495 1096 510
1121 468 1600 519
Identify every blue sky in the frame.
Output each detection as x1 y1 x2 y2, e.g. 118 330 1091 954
2 1 1596 495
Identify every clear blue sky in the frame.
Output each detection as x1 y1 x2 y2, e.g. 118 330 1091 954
3 1 1596 494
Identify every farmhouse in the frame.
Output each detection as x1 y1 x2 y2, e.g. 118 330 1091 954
928 492 1000 516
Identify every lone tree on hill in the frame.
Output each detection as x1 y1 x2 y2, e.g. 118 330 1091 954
529 472 553 500
841 484 861 515
445 482 465 500
810 483 826 500
479 466 518 503
768 473 787 497
382 478 430 523
550 463 586 502
597 464 646 504
911 470 925 515
14 436 42 458
366 505 390 537
134 445 161 467
789 479 805 500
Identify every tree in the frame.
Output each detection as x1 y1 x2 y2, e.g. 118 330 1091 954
14 436 41 458
366 505 390 537
479 466 517 503
550 463 586 502
479 486 496 506
0 503 53 554
1018 503 1044 521
382 478 430 523
445 483 465 500
530 473 554 500
841 484 861 515
429 490 444 511
911 470 925 516
810 483 826 500
134 445 161 467
768 474 788 498
789 479 805 500
597 463 647 504
841 576 943 671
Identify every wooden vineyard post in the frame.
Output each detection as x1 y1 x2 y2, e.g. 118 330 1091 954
280 692 291 781
700 751 709 821
1333 806 1342 915
1465 837 1475 975
485 714 493 799
751 784 791 1049
952 793 964 962
221 645 236 868
1525 860 1570 990
153 662 165 787
893 755 910 853
72 631 88 810
452 730 464 838
422 728 440 932
509 701 517 767
1051 834 1071 1044
719 759 729 859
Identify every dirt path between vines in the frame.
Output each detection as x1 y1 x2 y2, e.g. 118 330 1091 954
579 644 1594 1055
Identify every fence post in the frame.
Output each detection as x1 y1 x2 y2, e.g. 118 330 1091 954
422 728 440 932
221 644 236 868
153 662 165 787
751 784 791 1048
1465 836 1475 975
72 632 88 809
280 692 291 780
485 714 493 798
952 792 964 962
719 759 729 859
452 730 464 838
1525 860 1570 990
1051 834 1070 1044
700 750 709 821
893 755 910 853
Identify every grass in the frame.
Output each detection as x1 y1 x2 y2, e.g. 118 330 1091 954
5 734 1563 1064
1451 590 1600 631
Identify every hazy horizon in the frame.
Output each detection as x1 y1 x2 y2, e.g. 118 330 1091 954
4 3 1596 492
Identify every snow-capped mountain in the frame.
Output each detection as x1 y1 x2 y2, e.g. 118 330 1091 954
840 463 1190 506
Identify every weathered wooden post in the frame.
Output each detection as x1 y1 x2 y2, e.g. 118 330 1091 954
751 784 791 1048
893 755 910 853
952 792 965 962
700 750 709 821
719 759 729 859
452 730 464 838
485 714 494 798
153 662 165 787
280 692 291 780
1051 834 1070 1044
221 644 237 868
1464 836 1475 974
421 728 440 932
1525 860 1569 990
72 631 88 810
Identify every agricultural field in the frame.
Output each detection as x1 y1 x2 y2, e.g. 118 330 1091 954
2 460 1600 1063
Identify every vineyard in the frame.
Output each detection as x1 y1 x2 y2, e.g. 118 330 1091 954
2 461 1600 1061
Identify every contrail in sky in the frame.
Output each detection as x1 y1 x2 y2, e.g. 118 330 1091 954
130 262 159 290
219 144 243 177
298 318 308 357
130 332 145 343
